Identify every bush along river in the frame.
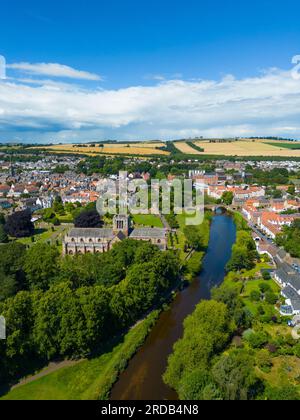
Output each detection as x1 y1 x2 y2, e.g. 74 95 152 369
110 210 236 400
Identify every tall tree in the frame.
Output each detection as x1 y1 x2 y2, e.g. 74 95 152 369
0 224 8 243
74 210 103 228
24 243 60 291
5 210 34 238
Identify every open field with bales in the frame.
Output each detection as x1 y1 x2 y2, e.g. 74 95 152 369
33 142 169 157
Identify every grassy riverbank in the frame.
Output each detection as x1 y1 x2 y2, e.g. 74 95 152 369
1 311 160 400
174 211 211 281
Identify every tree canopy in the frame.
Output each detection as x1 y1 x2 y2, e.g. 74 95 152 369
5 210 34 238
74 210 103 228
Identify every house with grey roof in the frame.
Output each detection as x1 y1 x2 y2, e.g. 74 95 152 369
276 265 300 315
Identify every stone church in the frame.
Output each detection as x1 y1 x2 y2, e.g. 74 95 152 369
63 215 167 255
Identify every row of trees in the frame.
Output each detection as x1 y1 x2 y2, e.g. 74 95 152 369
226 230 258 272
245 168 291 186
0 239 180 383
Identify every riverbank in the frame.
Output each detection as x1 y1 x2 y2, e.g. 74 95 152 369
172 211 211 281
1 310 160 400
163 213 300 400
111 211 236 400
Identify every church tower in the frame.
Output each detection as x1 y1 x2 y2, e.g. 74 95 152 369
113 215 129 237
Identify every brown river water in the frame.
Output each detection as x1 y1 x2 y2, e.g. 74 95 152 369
111 210 236 400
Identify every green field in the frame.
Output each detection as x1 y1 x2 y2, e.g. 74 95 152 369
1 311 160 401
265 142 300 150
132 214 163 228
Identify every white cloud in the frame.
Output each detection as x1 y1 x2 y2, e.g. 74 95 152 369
7 62 102 81
0 67 300 142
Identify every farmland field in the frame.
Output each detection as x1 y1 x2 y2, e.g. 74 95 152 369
193 140 300 157
34 142 169 157
173 142 203 155
264 142 300 150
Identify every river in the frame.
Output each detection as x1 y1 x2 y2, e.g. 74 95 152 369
111 210 236 400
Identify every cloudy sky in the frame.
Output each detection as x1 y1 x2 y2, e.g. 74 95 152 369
1 0 300 143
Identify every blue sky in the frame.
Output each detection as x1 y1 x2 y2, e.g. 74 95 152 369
1 0 300 142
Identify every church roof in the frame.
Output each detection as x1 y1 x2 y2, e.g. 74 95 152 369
130 228 167 239
68 228 114 239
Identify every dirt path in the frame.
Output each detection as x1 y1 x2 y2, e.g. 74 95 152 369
11 359 83 390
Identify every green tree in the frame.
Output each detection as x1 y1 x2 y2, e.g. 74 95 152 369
0 242 26 299
287 184 296 196
5 210 34 238
178 368 213 400
265 292 278 305
164 300 232 393
221 191 234 206
256 349 272 371
0 291 38 376
246 331 269 349
42 208 56 223
212 350 260 400
0 213 5 225
184 226 205 251
265 385 300 400
53 196 65 216
250 290 261 302
226 246 256 272
24 243 60 291
134 242 159 264
0 224 8 243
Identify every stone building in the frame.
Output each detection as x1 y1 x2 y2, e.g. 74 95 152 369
63 215 167 255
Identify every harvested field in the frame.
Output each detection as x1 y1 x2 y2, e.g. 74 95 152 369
194 140 300 157
34 143 169 156
173 142 203 155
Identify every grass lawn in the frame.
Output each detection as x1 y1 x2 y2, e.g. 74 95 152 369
224 263 272 287
243 278 280 295
57 214 74 223
224 262 279 316
242 278 280 317
16 227 59 246
1 310 160 401
132 214 163 228
256 356 300 390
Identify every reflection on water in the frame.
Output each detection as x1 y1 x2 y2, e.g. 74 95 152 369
111 213 236 400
